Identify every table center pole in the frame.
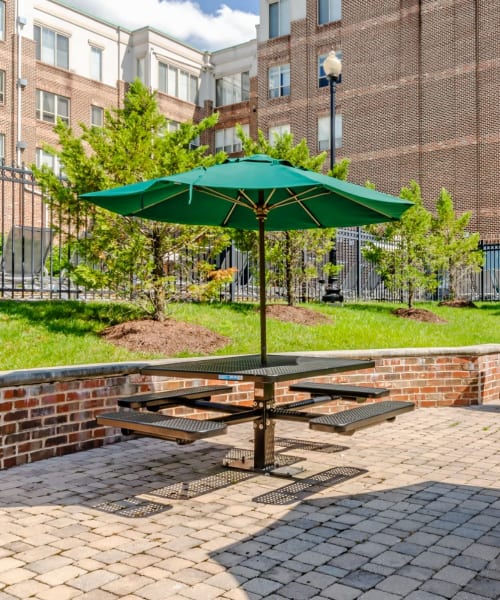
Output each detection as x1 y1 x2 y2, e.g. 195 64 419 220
253 381 275 470
257 208 267 366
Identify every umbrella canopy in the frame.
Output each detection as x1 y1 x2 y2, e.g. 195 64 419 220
81 154 411 230
81 154 413 363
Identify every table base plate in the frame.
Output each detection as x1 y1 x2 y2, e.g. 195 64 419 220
222 448 304 476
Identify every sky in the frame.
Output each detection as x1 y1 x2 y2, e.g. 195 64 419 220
61 0 260 51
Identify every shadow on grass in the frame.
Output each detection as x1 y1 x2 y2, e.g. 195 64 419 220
0 299 146 337
183 301 258 316
334 302 398 316
475 302 500 316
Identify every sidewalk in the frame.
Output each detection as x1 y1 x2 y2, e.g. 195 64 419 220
1 404 500 599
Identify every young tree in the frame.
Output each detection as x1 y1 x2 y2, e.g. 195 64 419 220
33 80 229 320
234 127 345 305
431 188 483 300
363 181 436 308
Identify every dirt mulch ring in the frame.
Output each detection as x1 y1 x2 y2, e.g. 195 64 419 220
266 304 332 325
101 306 331 356
392 307 447 324
100 319 229 356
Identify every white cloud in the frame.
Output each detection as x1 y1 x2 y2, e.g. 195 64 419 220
62 0 259 50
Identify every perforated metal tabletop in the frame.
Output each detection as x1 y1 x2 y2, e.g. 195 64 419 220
141 354 375 383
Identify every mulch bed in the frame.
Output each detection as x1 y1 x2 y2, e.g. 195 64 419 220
100 305 331 356
266 304 332 325
392 308 447 323
100 319 229 355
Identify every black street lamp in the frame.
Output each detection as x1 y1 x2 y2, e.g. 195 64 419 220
323 50 342 172
322 51 343 301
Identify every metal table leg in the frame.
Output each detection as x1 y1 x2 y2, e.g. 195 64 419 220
253 382 275 470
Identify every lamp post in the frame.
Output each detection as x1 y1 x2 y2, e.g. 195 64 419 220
323 50 342 172
322 51 342 301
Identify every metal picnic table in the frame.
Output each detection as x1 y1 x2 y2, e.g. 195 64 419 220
99 354 413 472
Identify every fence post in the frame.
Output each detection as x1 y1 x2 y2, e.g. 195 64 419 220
479 241 484 301
229 243 236 303
356 227 362 299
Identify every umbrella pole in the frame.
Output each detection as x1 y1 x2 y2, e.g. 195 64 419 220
258 214 267 365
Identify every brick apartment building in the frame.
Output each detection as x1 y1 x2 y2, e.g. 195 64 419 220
0 0 498 241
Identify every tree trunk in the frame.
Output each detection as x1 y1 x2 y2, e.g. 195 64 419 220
151 226 166 321
448 259 456 300
408 281 414 309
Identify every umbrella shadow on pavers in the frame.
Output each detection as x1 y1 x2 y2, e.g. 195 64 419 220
208 480 500 600
1 408 500 599
466 405 500 415
0 436 246 518
0 431 348 518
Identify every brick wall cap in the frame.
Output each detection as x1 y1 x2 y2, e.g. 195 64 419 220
281 344 500 360
0 362 150 388
0 345 499 388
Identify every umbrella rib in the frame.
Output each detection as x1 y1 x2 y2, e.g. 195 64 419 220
270 185 403 220
126 187 187 216
199 187 263 224
297 201 322 226
125 185 256 221
316 184 408 219
270 187 330 209
269 188 332 227
263 188 276 208
222 202 237 226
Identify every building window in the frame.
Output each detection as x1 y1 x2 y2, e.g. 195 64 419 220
318 0 342 24
158 62 199 104
269 0 290 38
190 135 200 150
136 57 146 83
318 50 342 87
0 133 4 163
91 105 104 127
90 46 103 82
269 64 290 99
215 124 249 153
36 90 70 124
0 70 4 104
269 124 290 145
216 72 250 106
34 25 69 69
167 120 180 132
0 2 5 41
318 114 342 151
36 148 62 175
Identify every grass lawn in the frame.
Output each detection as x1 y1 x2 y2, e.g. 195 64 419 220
0 299 498 370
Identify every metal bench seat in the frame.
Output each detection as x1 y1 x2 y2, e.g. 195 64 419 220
97 411 228 443
309 401 414 435
289 381 390 401
117 385 232 411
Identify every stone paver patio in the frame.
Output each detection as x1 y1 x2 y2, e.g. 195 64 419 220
1 404 500 599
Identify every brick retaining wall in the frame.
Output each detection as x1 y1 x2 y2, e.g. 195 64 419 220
1 346 499 470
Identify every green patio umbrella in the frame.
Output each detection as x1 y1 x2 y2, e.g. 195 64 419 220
81 154 413 364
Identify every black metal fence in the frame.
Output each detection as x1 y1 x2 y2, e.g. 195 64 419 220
1 163 499 303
